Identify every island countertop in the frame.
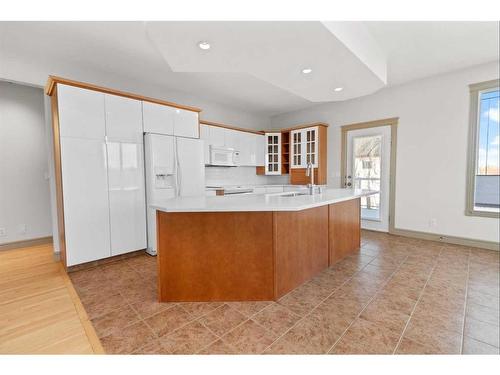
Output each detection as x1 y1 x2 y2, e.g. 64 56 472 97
151 188 375 213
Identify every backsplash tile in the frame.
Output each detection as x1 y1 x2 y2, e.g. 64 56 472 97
205 167 289 187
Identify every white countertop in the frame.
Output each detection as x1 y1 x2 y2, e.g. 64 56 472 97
152 188 376 213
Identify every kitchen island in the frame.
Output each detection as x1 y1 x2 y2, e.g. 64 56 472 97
153 189 373 302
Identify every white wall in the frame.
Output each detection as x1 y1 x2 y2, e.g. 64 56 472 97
271 62 500 243
0 60 270 131
0 82 52 244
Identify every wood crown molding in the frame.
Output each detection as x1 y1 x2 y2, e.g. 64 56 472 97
262 122 330 133
200 120 265 135
45 76 202 113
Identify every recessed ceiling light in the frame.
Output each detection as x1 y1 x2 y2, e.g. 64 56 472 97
301 68 312 74
334 87 344 92
198 41 211 50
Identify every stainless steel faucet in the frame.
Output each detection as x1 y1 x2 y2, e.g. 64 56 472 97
306 161 315 195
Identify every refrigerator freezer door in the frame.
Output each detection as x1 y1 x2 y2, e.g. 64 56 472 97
175 137 205 197
144 133 176 197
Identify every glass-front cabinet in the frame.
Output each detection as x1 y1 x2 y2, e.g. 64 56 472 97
265 132 281 175
291 126 318 168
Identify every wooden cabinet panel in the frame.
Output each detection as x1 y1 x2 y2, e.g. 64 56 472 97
290 168 320 185
329 198 361 265
157 211 274 301
274 206 329 298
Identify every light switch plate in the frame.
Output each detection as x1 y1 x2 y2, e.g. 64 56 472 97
0 228 6 237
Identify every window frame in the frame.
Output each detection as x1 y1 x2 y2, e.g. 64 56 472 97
466 79 500 218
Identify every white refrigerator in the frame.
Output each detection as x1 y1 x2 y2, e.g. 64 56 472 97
144 133 205 255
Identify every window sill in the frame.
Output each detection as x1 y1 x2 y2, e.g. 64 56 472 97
465 209 500 218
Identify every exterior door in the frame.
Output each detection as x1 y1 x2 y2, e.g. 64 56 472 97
346 125 391 232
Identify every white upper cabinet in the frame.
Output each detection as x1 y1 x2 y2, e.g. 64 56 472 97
237 132 255 166
201 124 226 147
200 124 265 167
105 94 144 143
265 133 282 175
142 101 175 135
57 84 105 140
174 109 199 139
199 124 210 164
255 134 265 166
291 126 319 168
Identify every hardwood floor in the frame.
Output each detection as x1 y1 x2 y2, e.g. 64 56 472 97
0 243 103 354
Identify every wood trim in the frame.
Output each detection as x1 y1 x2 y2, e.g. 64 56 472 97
45 76 202 113
317 125 328 184
260 122 329 134
51 86 68 268
200 120 265 135
58 264 105 354
256 166 265 175
389 227 500 252
0 236 52 251
340 117 398 232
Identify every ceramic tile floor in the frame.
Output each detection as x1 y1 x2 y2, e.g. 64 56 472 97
69 231 500 355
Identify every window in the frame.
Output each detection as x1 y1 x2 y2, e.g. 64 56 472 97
467 79 500 217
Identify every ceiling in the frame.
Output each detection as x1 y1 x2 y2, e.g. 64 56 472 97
0 21 498 116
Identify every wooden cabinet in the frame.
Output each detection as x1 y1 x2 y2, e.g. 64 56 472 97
290 124 328 185
265 132 281 175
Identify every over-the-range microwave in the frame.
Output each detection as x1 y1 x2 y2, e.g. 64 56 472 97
208 145 240 167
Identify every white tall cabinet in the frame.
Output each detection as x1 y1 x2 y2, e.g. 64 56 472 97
56 84 146 266
104 95 147 256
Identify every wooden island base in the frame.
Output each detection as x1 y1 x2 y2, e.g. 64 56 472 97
156 198 360 302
